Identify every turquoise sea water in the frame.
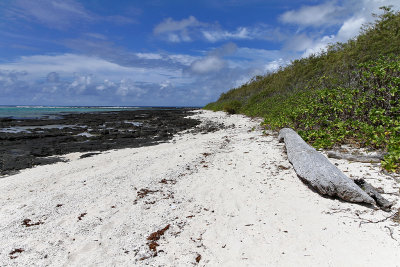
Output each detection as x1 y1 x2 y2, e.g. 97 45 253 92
0 106 153 119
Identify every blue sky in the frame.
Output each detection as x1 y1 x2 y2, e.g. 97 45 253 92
0 0 399 106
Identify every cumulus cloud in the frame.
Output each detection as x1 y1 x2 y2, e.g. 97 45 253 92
68 73 94 93
188 43 238 74
115 79 146 97
0 43 290 106
96 79 115 91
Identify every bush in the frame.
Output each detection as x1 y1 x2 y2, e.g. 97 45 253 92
223 100 242 114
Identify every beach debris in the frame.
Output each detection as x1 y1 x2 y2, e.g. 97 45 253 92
278 128 375 205
195 254 202 263
159 179 176 185
392 208 400 223
146 224 170 256
9 248 24 259
191 120 228 134
77 213 87 221
147 224 170 241
22 218 43 227
327 150 384 163
277 164 290 170
137 188 159 199
354 179 392 211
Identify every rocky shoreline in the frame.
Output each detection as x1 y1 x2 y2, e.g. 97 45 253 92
0 108 200 175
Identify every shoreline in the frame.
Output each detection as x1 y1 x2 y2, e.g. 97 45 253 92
0 108 200 176
0 110 399 266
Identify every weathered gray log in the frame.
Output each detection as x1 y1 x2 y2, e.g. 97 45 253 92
354 179 392 211
327 151 384 163
278 128 375 205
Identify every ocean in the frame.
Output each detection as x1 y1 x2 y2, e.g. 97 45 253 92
0 106 155 119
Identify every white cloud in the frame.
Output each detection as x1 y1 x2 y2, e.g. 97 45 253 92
154 16 201 34
202 27 251 42
153 16 204 42
284 34 315 52
280 2 341 27
116 79 146 97
190 56 225 74
154 16 277 43
168 33 184 43
336 16 366 41
135 53 163 60
160 80 173 90
0 53 186 84
0 54 133 78
68 73 93 93
0 70 27 84
168 54 198 66
235 47 281 61
264 58 287 73
301 35 335 57
96 79 115 91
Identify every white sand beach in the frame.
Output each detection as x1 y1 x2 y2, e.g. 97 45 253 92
0 110 399 266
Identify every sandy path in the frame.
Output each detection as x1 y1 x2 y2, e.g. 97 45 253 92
0 110 399 266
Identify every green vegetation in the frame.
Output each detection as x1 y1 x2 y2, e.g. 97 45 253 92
204 7 400 172
223 100 242 114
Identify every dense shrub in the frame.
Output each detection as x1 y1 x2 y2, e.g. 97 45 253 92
223 100 242 114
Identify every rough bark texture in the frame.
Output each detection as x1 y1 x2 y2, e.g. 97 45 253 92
278 128 375 205
354 179 392 211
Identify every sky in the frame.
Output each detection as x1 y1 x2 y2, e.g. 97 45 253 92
0 0 399 107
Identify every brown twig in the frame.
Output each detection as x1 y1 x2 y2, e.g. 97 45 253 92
384 226 397 241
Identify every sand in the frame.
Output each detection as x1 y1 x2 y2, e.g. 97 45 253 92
0 110 399 266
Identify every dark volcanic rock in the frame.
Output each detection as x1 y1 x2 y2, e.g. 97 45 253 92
0 108 200 175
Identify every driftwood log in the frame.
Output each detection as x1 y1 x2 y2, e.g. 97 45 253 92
278 128 375 205
327 151 384 163
354 179 393 211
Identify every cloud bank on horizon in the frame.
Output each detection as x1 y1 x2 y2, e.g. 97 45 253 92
0 0 399 106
